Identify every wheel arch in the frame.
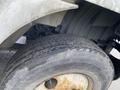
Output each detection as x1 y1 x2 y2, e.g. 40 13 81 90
0 0 78 49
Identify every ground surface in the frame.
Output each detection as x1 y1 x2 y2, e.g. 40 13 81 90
109 78 120 90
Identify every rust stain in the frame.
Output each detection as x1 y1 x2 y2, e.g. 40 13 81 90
53 77 85 90
34 74 88 90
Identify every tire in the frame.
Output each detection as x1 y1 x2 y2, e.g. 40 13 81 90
0 34 114 90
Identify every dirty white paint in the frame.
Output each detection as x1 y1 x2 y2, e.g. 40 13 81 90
86 0 120 13
110 48 120 60
0 0 78 47
16 36 26 44
34 11 66 27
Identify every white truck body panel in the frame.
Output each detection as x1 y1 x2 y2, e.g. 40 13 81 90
0 0 78 48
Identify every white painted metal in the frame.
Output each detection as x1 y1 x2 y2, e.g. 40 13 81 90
0 0 78 48
34 11 66 27
16 36 26 44
86 0 120 13
110 48 120 60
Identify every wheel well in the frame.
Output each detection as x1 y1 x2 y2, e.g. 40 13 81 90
3 1 120 80
17 1 120 80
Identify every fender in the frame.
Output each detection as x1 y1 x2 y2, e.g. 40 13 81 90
1 0 120 49
0 0 78 49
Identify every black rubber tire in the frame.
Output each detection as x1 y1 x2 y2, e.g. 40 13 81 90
0 34 114 90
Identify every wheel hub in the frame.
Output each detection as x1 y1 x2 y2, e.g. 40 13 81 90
35 74 90 90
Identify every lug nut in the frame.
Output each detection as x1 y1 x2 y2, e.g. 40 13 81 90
44 78 57 89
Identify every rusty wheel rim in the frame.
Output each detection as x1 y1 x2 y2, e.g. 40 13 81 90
34 74 93 90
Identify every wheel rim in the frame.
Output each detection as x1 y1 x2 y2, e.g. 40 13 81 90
34 74 93 90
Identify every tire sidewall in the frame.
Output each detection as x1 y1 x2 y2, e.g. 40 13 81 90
4 48 112 90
